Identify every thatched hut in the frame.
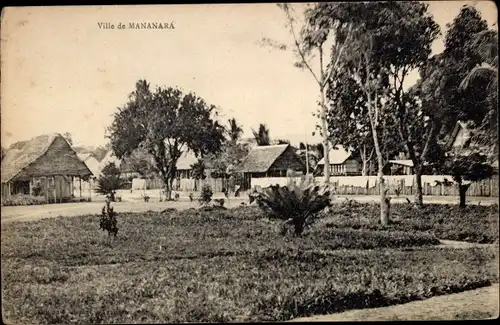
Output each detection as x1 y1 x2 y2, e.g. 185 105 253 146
235 144 305 189
1 133 92 203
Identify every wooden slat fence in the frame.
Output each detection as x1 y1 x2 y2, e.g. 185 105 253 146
143 177 230 193
138 174 499 197
326 176 499 197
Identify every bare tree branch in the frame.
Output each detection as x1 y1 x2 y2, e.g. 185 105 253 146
282 4 321 85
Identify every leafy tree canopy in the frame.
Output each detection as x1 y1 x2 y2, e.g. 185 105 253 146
108 80 225 199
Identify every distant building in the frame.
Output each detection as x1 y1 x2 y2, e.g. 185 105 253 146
315 145 361 176
445 121 498 171
385 160 414 175
77 153 100 178
97 150 122 176
175 151 200 179
1 133 92 202
236 144 305 178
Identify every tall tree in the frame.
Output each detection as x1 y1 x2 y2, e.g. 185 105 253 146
327 70 377 176
108 80 225 200
261 3 356 184
416 6 497 207
458 21 498 158
252 123 271 146
328 2 439 222
228 118 243 143
376 2 440 207
123 148 158 178
0 146 5 162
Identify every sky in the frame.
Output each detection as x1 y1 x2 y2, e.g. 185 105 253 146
1 1 498 149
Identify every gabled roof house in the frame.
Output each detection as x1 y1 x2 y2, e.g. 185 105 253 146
315 145 361 176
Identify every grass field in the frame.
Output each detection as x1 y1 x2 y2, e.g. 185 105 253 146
1 205 498 323
322 203 500 243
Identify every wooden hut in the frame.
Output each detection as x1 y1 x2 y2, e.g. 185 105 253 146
235 144 305 188
1 133 92 203
385 159 415 175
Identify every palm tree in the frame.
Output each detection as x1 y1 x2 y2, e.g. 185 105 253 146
460 30 498 90
252 123 271 146
459 29 498 158
228 118 243 142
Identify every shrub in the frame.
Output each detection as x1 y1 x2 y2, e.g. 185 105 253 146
1 194 46 206
99 199 118 245
199 184 213 205
95 177 124 201
254 178 331 236
95 162 124 201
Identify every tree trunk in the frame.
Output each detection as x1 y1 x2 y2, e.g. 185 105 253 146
414 167 424 207
362 159 368 176
367 96 389 225
459 183 470 208
161 175 173 201
320 87 330 184
378 168 389 226
293 218 304 236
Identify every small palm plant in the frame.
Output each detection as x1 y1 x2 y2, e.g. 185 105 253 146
100 198 118 245
199 184 213 205
254 178 332 236
95 163 124 202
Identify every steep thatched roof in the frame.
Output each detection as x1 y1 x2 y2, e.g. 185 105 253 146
235 144 289 173
77 153 93 162
1 133 92 183
77 153 100 176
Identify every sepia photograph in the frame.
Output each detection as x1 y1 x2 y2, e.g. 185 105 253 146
1 1 499 323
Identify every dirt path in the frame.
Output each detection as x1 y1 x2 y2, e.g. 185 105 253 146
438 239 499 249
290 284 499 321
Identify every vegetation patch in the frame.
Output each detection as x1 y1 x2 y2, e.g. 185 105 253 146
1 206 497 323
1 194 46 206
324 203 499 243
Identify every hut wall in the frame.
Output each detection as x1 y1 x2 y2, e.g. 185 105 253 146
344 159 361 174
268 147 305 172
16 136 90 179
1 183 11 199
55 175 73 202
